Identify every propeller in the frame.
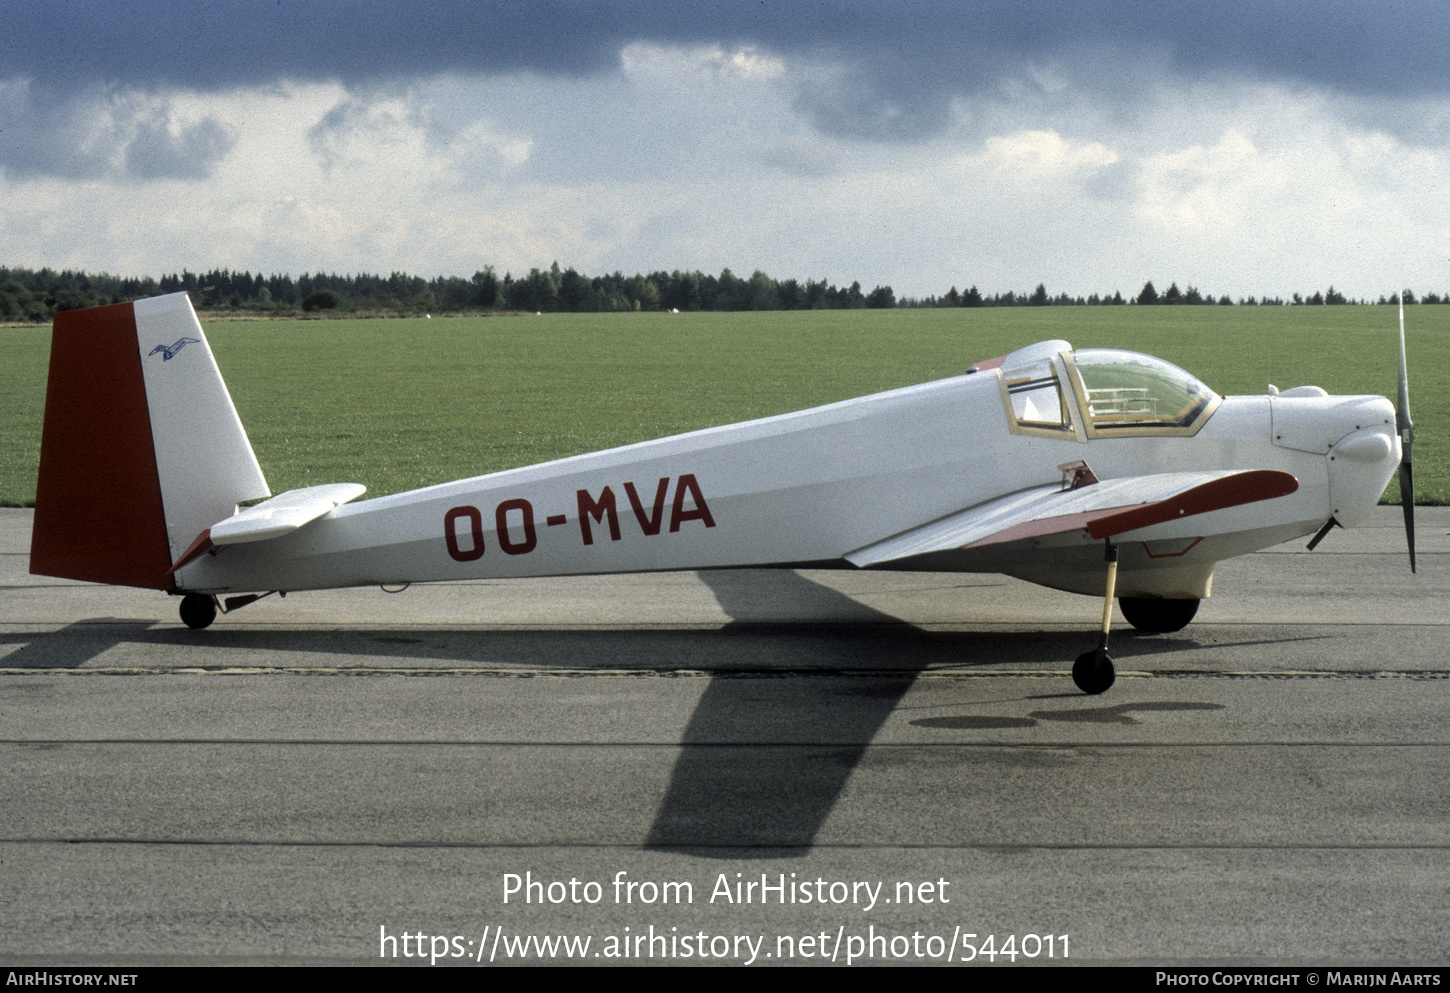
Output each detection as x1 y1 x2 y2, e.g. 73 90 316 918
1396 297 1416 572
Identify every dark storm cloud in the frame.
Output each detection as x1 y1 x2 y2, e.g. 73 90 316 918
18 1 1450 88
4 0 629 90
9 1 1446 94
4 1 1448 148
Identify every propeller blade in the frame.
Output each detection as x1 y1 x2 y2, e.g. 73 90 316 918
1306 517 1339 551
1397 298 1416 573
1400 459 1416 573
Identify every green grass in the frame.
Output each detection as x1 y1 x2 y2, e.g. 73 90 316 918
2 305 1443 506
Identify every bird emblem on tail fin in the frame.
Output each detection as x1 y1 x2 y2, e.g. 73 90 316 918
148 337 200 361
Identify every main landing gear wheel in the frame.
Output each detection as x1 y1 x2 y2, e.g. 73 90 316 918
1072 649 1116 695
179 593 217 629
1119 597 1200 633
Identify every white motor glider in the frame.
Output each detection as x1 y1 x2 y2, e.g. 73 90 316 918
30 292 1414 693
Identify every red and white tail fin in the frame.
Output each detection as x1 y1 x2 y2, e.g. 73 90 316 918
30 292 270 590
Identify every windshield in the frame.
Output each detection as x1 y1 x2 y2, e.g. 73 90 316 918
1070 349 1218 431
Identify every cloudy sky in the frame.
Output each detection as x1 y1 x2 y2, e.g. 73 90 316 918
4 0 1449 300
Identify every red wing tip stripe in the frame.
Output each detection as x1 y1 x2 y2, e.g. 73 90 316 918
168 529 214 575
962 470 1299 550
1087 470 1298 540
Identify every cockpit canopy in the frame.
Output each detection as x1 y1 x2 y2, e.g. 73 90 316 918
995 341 1220 439
1072 349 1217 430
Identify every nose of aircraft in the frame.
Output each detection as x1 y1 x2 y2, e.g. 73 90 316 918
1272 394 1399 527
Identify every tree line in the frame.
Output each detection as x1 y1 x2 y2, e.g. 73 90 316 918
912 281 1444 308
0 264 895 320
0 264 1443 322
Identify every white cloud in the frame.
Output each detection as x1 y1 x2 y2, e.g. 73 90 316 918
1135 129 1264 230
972 129 1119 178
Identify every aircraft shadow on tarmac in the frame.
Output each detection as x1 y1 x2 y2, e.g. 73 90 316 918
6 572 1322 858
2 614 1327 673
645 571 1238 859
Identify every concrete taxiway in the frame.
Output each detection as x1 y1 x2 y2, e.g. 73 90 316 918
1 507 1446 966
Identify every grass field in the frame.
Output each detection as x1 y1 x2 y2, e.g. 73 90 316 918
2 305 1444 507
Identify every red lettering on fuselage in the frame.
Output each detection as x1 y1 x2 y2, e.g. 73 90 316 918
577 486 622 545
442 475 715 561
624 478 669 535
444 506 485 562
495 498 538 555
669 473 716 532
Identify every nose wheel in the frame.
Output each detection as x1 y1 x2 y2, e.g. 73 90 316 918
1072 539 1120 694
1073 648 1116 695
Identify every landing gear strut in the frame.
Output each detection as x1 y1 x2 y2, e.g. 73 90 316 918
1073 540 1118 695
179 593 217 629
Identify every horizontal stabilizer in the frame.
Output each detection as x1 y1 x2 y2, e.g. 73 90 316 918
169 483 365 575
210 483 366 545
846 469 1297 568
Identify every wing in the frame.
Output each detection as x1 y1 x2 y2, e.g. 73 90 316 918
845 469 1298 569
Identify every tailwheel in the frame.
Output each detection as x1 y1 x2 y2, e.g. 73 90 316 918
1073 649 1116 695
1119 597 1200 633
179 593 217 629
